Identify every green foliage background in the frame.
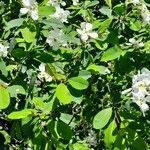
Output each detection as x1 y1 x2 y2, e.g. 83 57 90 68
0 0 150 149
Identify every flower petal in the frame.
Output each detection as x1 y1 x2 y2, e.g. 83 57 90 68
20 8 29 14
85 23 93 31
31 9 38 20
88 32 98 39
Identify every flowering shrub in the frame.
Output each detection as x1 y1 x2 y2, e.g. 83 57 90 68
0 0 150 149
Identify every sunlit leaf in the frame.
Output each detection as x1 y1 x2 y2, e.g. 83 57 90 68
68 77 89 90
0 86 10 109
56 83 72 104
8 109 33 119
93 107 112 129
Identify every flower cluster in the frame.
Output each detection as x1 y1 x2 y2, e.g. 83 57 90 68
126 38 144 48
72 0 79 5
47 0 70 23
123 68 150 116
47 0 66 7
20 0 38 20
38 63 52 82
141 4 150 24
46 28 67 50
127 0 150 24
127 0 140 5
0 43 9 58
86 129 97 147
77 22 98 42
50 6 70 23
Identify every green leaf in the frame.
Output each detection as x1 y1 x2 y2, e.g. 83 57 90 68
60 113 75 127
105 0 112 8
129 20 142 31
57 121 73 140
7 85 26 97
33 97 45 110
11 48 26 58
8 109 33 119
0 59 8 77
56 83 72 104
35 52 54 63
47 121 73 140
20 27 36 43
101 46 123 62
98 17 113 33
0 86 10 109
6 18 24 30
68 77 89 90
93 107 112 129
0 130 10 144
42 18 64 28
131 137 146 150
78 70 91 80
113 4 125 16
86 64 110 75
85 0 99 8
104 120 117 148
99 6 112 17
38 6 55 17
72 142 90 150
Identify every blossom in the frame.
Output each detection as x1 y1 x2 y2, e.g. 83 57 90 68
132 95 150 116
46 28 67 49
0 43 9 57
47 0 66 6
77 22 98 42
20 0 38 20
86 129 97 147
126 38 144 48
38 63 52 82
126 0 140 5
141 4 150 24
72 0 79 5
122 68 150 116
50 6 70 23
131 0 140 5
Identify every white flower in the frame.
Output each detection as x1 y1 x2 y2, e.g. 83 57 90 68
47 0 66 6
77 22 98 42
132 68 150 98
73 0 79 5
132 0 140 5
122 68 150 115
132 95 149 116
38 63 52 82
0 43 9 57
132 81 149 98
46 28 67 49
50 6 70 23
126 0 140 5
20 0 38 20
127 38 144 48
141 4 150 24
132 68 150 85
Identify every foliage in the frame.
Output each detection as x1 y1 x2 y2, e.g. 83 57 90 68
0 0 150 149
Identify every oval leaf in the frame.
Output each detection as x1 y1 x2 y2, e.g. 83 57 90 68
7 85 26 97
8 109 33 119
101 46 123 62
20 27 36 43
0 86 10 109
68 77 89 90
56 83 72 104
73 142 90 150
93 107 112 129
104 120 117 147
87 64 110 75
